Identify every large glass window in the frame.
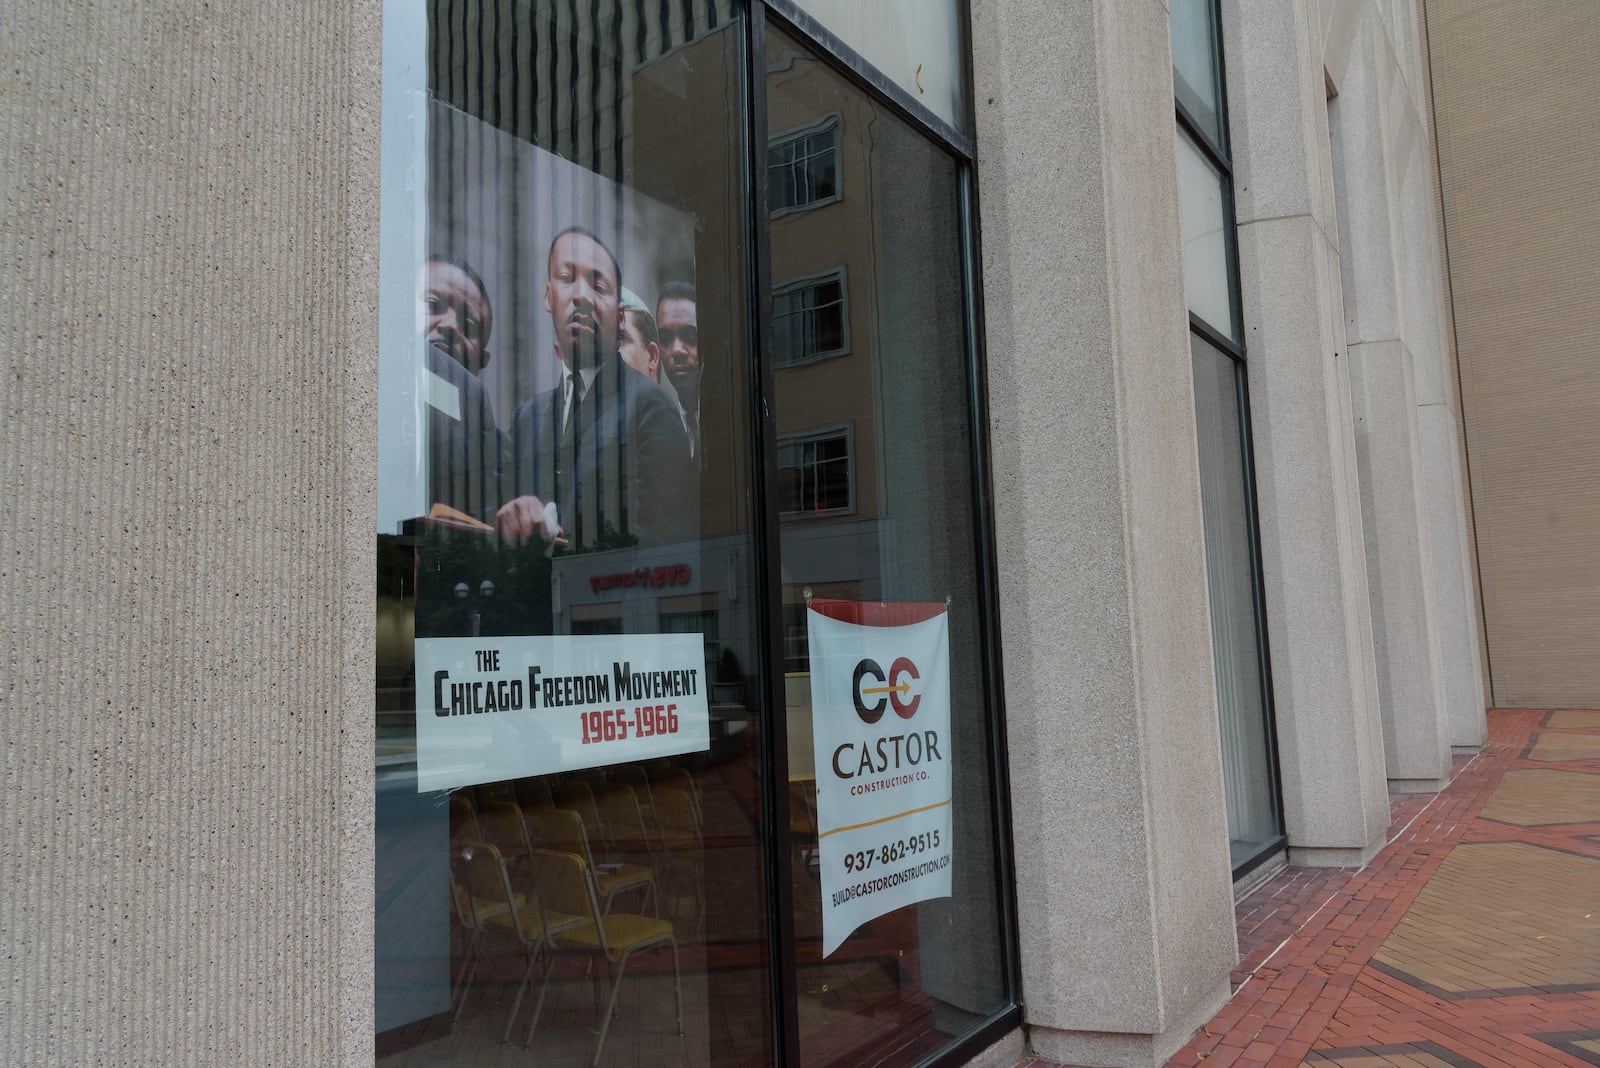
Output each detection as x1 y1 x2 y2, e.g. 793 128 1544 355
766 24 1010 1065
376 2 773 1064
1170 0 1223 146
375 1 1015 1066
1170 0 1284 876
1191 334 1279 868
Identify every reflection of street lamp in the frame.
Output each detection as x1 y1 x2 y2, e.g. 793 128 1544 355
452 580 483 636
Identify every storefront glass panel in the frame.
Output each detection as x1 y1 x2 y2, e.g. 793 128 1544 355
375 3 1014 1064
375 1 775 1064
766 26 1010 1066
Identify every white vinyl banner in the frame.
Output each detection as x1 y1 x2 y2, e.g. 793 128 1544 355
413 633 710 792
807 600 953 957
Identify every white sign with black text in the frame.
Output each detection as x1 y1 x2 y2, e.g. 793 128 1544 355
413 633 710 792
807 600 953 957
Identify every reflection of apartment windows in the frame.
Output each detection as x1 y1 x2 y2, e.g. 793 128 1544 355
769 115 841 214
570 617 623 635
660 608 720 682
777 424 853 518
570 604 623 635
772 267 849 366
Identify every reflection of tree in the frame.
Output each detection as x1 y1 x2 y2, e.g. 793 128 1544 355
412 521 638 639
413 524 553 639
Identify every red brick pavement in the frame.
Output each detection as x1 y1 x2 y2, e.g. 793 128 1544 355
1018 709 1600 1068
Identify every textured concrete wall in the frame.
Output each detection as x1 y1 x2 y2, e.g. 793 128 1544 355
1425 1 1600 707
1220 0 1391 865
1 0 378 1063
1324 0 1460 790
973 0 1238 1063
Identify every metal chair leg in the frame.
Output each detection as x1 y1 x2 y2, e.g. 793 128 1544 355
500 947 540 1045
590 948 634 1068
521 950 555 1049
670 940 684 1035
452 930 482 1023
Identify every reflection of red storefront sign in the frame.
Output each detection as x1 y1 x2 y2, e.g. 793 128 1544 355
589 563 691 595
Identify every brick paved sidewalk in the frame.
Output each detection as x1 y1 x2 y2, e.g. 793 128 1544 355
1020 708 1600 1068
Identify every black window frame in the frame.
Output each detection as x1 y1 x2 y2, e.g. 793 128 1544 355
384 2 1021 1064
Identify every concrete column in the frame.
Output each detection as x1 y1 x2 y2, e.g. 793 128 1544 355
1327 5 1451 791
973 0 1239 1064
1409 8 1488 750
1219 0 1391 864
0 0 378 1062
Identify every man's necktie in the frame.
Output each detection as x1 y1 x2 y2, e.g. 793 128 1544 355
561 373 579 442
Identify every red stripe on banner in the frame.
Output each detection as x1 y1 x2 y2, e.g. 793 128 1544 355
807 598 947 627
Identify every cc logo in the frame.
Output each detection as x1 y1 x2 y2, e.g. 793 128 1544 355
851 657 922 723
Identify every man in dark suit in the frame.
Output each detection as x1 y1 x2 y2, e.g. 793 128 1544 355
419 257 503 522
497 227 693 551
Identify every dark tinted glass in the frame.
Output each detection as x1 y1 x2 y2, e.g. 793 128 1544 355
766 26 1010 1067
375 2 774 1065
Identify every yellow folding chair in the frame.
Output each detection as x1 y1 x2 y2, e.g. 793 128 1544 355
477 800 534 869
605 765 655 831
529 848 684 1067
650 782 704 930
524 806 656 915
649 766 702 829
594 783 654 855
449 791 480 842
557 779 607 847
450 840 588 1048
515 776 555 810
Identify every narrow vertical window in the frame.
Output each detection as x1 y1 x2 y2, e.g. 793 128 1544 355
1170 0 1285 875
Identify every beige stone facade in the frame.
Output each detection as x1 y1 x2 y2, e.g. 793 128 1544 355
4 0 1558 1065
1425 1 1600 708
2 0 379 1062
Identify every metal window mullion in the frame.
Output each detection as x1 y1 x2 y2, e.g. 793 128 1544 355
760 0 973 162
1190 311 1244 363
957 155 1024 1020
742 4 802 1065
1228 353 1288 878
1176 100 1232 178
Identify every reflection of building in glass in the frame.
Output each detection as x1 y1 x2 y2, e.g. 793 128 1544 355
777 423 853 517
772 266 849 365
769 114 841 214
764 40 970 646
